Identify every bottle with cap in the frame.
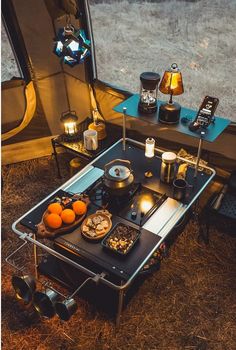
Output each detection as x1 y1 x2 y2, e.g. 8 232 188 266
160 152 177 183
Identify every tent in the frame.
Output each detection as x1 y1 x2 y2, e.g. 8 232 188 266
2 0 236 172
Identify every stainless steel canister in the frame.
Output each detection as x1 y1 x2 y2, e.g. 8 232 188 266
160 152 177 183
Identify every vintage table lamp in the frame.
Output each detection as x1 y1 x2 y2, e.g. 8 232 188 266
159 63 184 124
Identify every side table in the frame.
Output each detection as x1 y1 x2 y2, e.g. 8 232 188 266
51 123 122 178
113 94 231 177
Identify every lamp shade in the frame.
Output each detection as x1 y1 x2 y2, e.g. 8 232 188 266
159 63 184 96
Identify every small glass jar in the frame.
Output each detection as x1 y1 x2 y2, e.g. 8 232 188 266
145 138 155 158
160 152 177 183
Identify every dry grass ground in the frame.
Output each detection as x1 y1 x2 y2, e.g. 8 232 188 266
1 155 236 350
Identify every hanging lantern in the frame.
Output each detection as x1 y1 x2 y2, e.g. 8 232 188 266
54 16 91 67
60 110 79 141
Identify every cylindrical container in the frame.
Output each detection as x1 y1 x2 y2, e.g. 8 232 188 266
138 72 161 114
145 138 155 158
173 178 187 201
83 129 98 150
160 152 177 183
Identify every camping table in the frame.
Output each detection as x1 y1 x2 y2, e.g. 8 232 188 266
10 138 215 326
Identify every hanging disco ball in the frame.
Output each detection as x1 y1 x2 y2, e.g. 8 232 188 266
54 25 91 67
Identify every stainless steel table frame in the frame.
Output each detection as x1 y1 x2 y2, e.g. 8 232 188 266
9 138 215 326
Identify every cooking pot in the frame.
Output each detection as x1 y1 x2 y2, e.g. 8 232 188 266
103 159 134 196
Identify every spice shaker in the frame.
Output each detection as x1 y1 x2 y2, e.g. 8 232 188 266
160 152 177 183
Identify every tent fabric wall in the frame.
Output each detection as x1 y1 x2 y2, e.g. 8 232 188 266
1 78 51 147
12 0 63 80
65 74 91 121
1 79 26 132
2 81 36 141
36 73 69 135
2 0 92 164
11 0 91 132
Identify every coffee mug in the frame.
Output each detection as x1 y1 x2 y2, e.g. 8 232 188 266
83 130 98 151
173 178 192 201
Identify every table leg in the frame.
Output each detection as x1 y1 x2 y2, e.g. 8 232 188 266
33 234 39 280
204 216 210 243
194 136 203 178
116 284 125 327
51 139 62 178
122 107 127 151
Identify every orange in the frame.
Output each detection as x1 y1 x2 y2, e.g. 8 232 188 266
61 209 76 224
46 213 62 229
48 202 63 215
72 200 87 216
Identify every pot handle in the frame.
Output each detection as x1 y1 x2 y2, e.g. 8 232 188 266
104 159 131 172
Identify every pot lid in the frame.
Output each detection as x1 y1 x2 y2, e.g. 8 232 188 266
161 152 177 163
108 165 131 181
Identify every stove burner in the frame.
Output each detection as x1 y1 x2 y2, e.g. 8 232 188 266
86 179 167 227
87 179 141 210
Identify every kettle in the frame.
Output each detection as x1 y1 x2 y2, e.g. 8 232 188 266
103 159 134 196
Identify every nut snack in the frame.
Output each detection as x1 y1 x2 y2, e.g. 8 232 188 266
102 223 141 255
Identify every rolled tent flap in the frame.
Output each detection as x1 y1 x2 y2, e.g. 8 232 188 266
2 81 36 141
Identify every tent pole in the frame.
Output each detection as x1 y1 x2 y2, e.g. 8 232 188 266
52 20 71 111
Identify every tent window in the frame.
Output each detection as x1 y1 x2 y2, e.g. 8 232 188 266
1 21 22 82
90 1 236 123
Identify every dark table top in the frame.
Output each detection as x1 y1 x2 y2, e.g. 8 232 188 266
93 140 212 204
53 122 122 159
19 139 214 282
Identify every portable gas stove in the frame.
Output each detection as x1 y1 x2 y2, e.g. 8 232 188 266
85 179 167 227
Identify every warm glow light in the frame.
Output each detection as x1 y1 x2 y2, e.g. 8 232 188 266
140 195 153 213
64 122 77 135
145 138 155 158
159 63 184 96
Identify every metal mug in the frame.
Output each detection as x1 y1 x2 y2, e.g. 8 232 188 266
55 298 78 321
12 274 36 304
173 178 192 202
83 129 98 151
33 289 59 318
